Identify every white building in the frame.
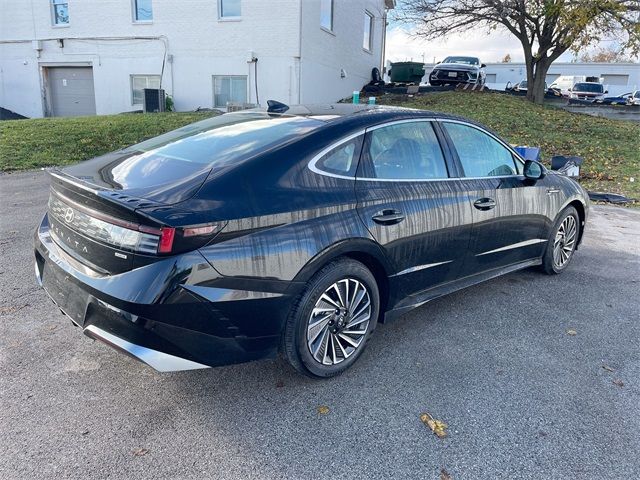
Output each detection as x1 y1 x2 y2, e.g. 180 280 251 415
0 0 394 118
421 61 640 96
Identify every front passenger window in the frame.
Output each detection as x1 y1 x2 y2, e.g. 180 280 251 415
443 122 520 177
365 122 448 179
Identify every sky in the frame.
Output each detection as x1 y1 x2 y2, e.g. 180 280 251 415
384 22 632 65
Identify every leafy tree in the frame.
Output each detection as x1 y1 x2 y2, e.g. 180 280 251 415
395 1 640 104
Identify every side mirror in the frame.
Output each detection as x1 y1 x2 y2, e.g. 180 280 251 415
524 160 545 181
567 87 572 92
481 63 486 68
604 90 608 94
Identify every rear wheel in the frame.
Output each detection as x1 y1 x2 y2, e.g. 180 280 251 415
541 206 580 274
282 258 379 377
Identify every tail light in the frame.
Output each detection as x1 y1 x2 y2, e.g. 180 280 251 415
158 227 176 254
48 191 221 256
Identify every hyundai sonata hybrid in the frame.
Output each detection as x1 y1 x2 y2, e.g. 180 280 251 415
34 103 589 377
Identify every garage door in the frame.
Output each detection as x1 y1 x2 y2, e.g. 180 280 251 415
47 67 96 117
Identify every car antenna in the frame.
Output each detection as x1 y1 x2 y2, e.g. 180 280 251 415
267 100 289 114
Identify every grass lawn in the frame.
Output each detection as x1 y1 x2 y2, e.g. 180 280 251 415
379 91 639 201
1 94 638 200
0 112 216 172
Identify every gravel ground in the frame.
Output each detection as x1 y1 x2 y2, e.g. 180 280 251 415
1 170 639 480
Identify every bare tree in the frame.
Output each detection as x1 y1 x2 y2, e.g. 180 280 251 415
395 1 640 104
580 46 633 62
502 53 512 63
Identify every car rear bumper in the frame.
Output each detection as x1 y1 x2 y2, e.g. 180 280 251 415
34 214 298 371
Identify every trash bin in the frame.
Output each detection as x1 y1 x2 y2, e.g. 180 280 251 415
514 146 541 161
389 62 426 84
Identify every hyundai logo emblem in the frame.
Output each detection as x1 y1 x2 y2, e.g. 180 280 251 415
64 207 74 223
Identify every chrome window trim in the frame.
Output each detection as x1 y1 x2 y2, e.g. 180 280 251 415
307 117 528 182
307 130 366 180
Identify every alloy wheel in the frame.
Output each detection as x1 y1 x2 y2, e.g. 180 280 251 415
553 215 577 268
306 278 372 366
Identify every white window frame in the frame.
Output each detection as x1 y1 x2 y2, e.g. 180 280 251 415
218 0 241 21
131 74 162 106
320 0 334 33
212 75 248 108
363 11 374 52
50 0 70 27
131 0 153 23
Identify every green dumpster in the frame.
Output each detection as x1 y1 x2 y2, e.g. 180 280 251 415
389 62 426 84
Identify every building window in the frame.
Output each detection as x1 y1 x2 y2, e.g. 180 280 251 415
219 0 241 18
213 76 247 107
51 0 69 26
363 11 374 51
320 0 333 31
133 0 153 22
131 75 161 105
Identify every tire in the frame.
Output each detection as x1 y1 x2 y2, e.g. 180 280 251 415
282 258 380 378
541 206 580 274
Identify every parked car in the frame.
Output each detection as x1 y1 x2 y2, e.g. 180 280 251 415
599 92 632 105
429 56 486 86
549 75 601 98
34 104 589 377
629 90 640 105
512 79 548 92
568 82 607 101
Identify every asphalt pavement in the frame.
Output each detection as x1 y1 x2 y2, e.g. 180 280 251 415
1 170 639 480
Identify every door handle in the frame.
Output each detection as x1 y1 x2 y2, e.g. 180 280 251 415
473 198 496 210
372 209 405 225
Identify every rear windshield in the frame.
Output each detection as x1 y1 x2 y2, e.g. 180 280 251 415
573 83 604 93
443 56 479 65
125 112 322 165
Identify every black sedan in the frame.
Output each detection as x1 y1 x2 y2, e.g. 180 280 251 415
429 56 486 86
34 103 589 377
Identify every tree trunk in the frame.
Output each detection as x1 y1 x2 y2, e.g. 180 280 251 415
530 59 551 105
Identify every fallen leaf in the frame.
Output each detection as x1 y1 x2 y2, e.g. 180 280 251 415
566 329 577 336
81 430 89 436
613 379 624 387
420 412 448 438
132 448 149 457
440 468 452 480
317 405 330 415
602 365 615 373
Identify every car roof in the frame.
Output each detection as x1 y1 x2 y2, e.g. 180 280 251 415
236 102 498 140
249 102 463 125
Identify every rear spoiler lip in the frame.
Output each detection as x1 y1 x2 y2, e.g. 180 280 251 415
48 168 106 195
47 168 164 227
46 168 223 230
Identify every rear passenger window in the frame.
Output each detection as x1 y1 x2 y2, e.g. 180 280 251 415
443 122 519 177
315 135 363 176
365 121 448 179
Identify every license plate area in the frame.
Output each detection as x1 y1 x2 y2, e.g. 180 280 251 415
448 72 457 78
42 260 88 326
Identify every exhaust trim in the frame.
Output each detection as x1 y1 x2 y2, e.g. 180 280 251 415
84 325 210 372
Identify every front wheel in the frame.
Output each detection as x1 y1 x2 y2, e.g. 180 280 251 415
541 206 580 274
282 258 379 378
